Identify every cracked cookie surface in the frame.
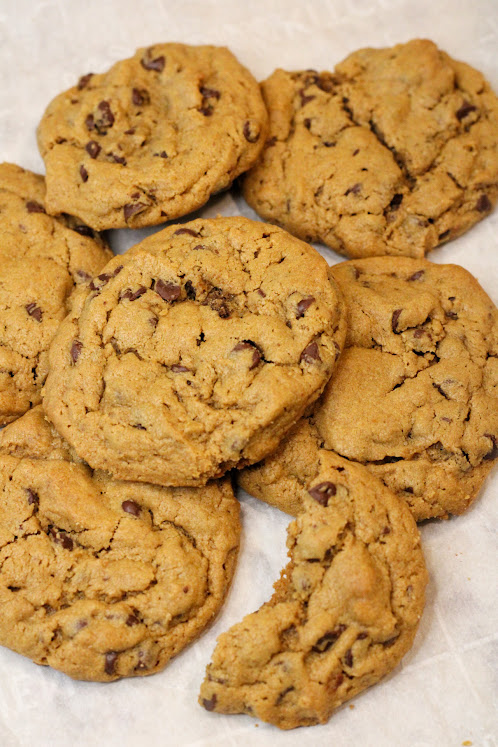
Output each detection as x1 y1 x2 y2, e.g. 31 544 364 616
0 407 240 681
243 39 498 259
37 43 268 230
239 256 498 520
0 162 111 426
43 216 346 486
200 452 426 729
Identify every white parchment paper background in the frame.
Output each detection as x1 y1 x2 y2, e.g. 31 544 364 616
0 1 497 744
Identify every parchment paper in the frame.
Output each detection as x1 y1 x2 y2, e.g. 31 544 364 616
0 1 496 744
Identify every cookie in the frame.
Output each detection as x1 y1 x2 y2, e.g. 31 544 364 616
243 39 498 259
239 256 498 520
43 216 346 486
37 43 268 230
0 407 240 681
200 452 427 729
0 162 112 426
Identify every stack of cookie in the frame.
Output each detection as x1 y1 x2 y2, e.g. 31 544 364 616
0 39 496 731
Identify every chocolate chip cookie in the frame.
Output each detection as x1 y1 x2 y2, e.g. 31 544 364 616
243 39 498 258
200 452 427 729
0 407 240 681
43 217 345 486
239 256 498 520
37 43 268 230
0 162 111 426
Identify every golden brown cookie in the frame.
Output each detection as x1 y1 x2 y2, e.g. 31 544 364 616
243 39 498 258
43 217 346 486
0 407 240 681
37 43 268 230
0 162 111 426
239 256 498 520
200 452 427 729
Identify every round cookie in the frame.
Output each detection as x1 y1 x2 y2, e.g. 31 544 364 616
239 256 498 520
43 217 346 486
200 452 427 729
37 43 268 230
0 162 112 426
0 407 240 681
243 39 498 259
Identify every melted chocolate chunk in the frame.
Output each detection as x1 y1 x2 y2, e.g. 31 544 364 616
389 193 403 210
173 228 200 237
26 488 39 505
456 101 477 120
155 279 181 302
233 341 261 370
26 200 45 214
408 270 424 281
70 340 83 363
74 225 94 239
199 104 213 116
141 51 165 72
105 651 118 675
202 694 217 712
25 303 42 322
184 280 196 300
308 481 336 506
110 153 126 165
345 183 361 196
312 624 346 652
200 86 220 99
77 73 93 90
85 140 101 158
296 296 315 318
483 434 498 461
122 500 140 516
391 308 402 332
171 364 190 373
80 165 89 182
50 528 73 551
121 286 147 302
132 87 150 107
126 614 140 626
123 202 148 221
205 288 231 318
476 194 492 213
344 649 353 668
300 342 320 364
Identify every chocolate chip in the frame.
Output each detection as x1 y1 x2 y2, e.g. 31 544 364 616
126 614 140 626
96 100 114 129
391 308 402 332
445 309 458 320
85 140 101 158
413 329 424 338
389 193 403 210
121 286 147 302
80 165 89 182
105 651 118 675
233 341 261 370
77 73 93 90
456 101 477 120
408 270 424 281
185 280 196 300
110 153 127 165
155 151 168 158
199 104 213 116
476 194 492 213
141 51 165 72
171 364 190 373
204 288 230 318
85 114 95 131
123 202 148 221
25 303 42 322
132 87 150 107
344 649 353 668
316 75 334 93
405 486 414 493
303 118 311 130
89 272 112 291
50 528 73 550
155 279 181 302
200 86 220 99
308 481 336 506
173 228 200 237
438 230 450 241
133 423 145 430
26 488 39 505
381 526 391 535
483 434 498 461
257 288 266 298
70 340 83 363
300 342 320 364
382 635 399 648
345 183 361 196
202 694 217 712
26 200 45 214
296 296 315 319
266 136 277 148
312 624 346 653
357 632 368 640
299 89 315 106
243 120 260 143
74 225 95 238
122 500 140 516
